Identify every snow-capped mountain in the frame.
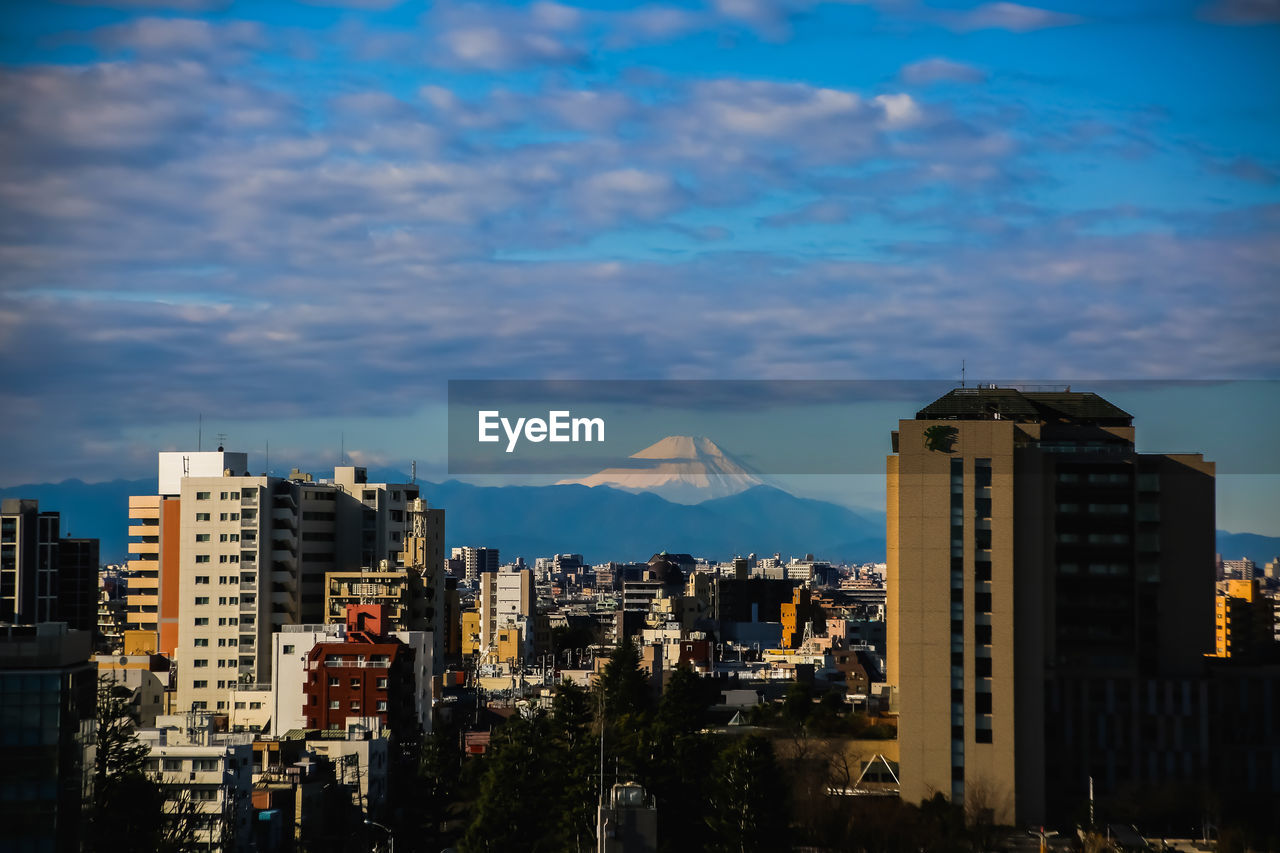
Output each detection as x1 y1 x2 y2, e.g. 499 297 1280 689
557 435 767 504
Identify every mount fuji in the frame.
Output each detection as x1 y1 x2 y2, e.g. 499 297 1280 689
557 435 767 504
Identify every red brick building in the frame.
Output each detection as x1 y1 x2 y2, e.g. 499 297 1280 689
303 604 417 734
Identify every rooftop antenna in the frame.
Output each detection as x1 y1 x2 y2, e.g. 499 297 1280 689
410 460 416 484
961 359 966 388
215 433 227 453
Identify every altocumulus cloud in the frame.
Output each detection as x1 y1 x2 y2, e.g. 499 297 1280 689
0 0 1276 482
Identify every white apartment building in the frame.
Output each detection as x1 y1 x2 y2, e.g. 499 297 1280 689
138 720 255 853
166 456 421 714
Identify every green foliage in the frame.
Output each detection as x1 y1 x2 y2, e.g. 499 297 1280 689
91 675 166 853
596 640 653 720
706 734 790 853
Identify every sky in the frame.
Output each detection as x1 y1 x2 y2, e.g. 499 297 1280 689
0 0 1277 529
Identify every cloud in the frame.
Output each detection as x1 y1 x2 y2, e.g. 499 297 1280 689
939 2 1082 32
54 0 230 9
760 199 854 227
95 17 267 55
900 57 987 85
1200 0 1280 23
427 1 590 70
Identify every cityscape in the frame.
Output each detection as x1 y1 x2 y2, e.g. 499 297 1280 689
2 0 1279 852
3 385 1279 851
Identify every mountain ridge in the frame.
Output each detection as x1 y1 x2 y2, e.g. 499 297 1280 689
3 476 1277 568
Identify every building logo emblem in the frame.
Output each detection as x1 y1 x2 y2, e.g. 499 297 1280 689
923 424 959 453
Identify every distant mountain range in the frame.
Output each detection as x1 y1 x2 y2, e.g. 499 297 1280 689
3 476 1277 569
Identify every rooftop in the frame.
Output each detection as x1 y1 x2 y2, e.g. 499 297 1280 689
916 386 1132 426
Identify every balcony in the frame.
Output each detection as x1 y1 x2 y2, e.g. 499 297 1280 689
129 540 159 556
239 580 256 592
270 572 297 592
127 525 158 538
271 508 297 528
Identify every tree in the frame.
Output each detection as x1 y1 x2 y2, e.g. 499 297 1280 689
706 735 790 853
91 675 165 853
596 640 652 720
463 711 576 853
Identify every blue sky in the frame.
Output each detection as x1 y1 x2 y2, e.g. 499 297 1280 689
0 0 1277 530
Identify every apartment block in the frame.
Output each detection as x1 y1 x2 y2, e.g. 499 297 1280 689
479 563 533 662
138 721 255 853
887 387 1214 824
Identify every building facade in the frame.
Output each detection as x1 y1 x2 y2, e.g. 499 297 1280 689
886 387 1214 824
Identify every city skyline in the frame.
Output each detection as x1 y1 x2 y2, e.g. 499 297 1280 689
1 0 1278 500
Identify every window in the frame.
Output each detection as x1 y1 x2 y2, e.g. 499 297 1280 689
350 700 360 711
195 576 209 585
250 702 262 709
194 596 209 605
194 618 209 626
193 759 218 772
196 492 211 500
195 555 210 563
376 700 388 712
193 680 207 688
376 677 388 690
192 701 207 710
219 492 230 500
163 759 184 771
351 678 360 688
194 638 209 647
193 659 208 668
195 513 211 522
216 701 227 710
234 702 246 709
217 638 227 647
283 645 295 655
329 677 339 687
195 534 210 542
329 700 340 709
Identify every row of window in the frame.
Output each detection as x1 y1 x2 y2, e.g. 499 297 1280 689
327 676 389 689
192 596 239 606
194 490 257 501
192 637 238 647
190 659 239 668
192 616 240 626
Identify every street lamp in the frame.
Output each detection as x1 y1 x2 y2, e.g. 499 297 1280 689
365 818 394 853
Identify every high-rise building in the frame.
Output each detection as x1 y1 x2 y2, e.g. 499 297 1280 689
145 451 421 714
126 450 246 656
452 546 499 583
886 387 1214 824
1 499 100 632
0 623 96 853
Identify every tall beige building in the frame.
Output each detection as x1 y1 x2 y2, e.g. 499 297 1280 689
161 457 421 714
887 387 1214 824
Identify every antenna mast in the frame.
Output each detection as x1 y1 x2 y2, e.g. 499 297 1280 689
961 360 966 388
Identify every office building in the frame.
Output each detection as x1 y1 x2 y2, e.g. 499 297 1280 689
2 499 99 630
0 623 96 853
887 386 1214 824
